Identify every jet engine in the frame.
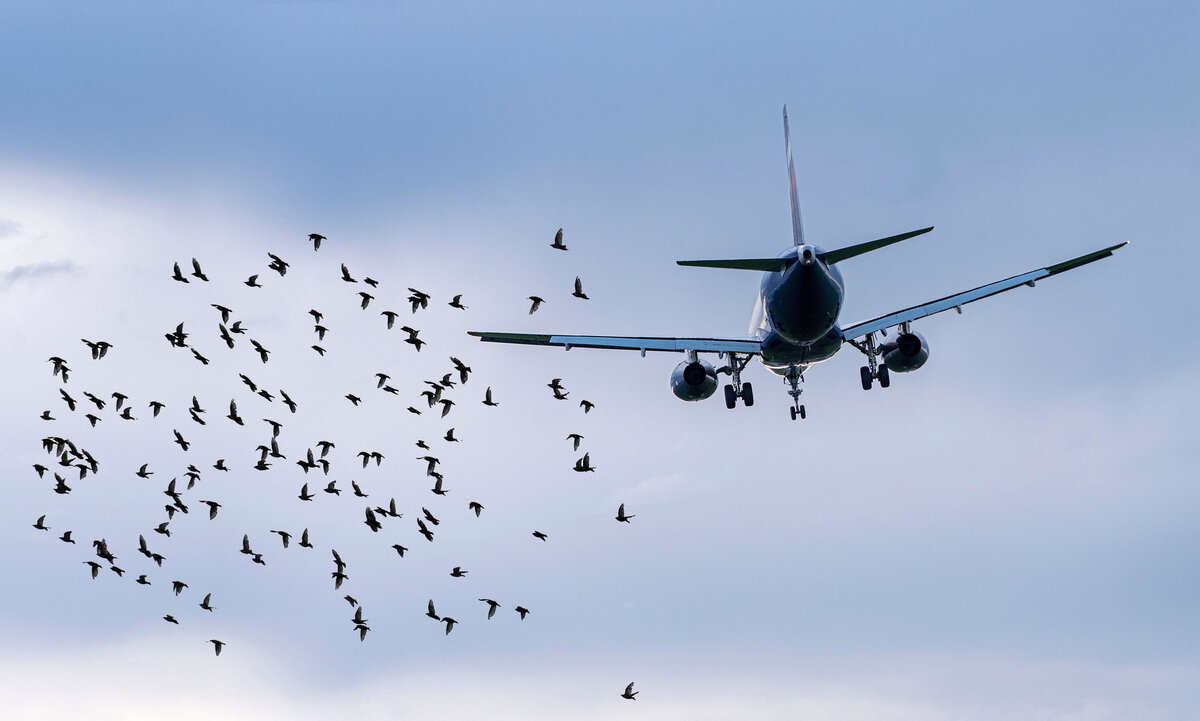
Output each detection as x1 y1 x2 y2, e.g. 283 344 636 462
670 359 718 401
880 331 929 373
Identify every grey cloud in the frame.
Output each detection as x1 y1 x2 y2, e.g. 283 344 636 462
0 218 18 240
0 260 78 292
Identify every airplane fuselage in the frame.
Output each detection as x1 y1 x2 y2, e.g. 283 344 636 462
751 244 846 375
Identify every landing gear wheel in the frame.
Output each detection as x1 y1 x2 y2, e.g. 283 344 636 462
877 365 890 388
742 382 754 407
789 406 797 420
724 384 736 409
799 405 806 419
860 366 873 391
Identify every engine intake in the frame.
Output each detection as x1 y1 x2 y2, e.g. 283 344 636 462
670 359 718 401
880 331 929 373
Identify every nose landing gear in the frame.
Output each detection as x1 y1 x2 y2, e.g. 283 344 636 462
785 365 806 420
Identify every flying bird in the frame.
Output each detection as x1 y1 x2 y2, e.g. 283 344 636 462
341 264 356 283
479 598 500 619
190 258 209 281
482 387 499 407
566 433 583 451
573 453 595 472
580 399 595 413
208 639 225 656
244 274 262 288
172 262 189 283
532 531 548 541
621 682 638 700
616 503 635 522
308 233 326 250
551 227 567 250
527 296 545 314
572 276 589 300
448 294 467 309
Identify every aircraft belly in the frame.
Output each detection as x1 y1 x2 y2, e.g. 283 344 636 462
766 263 842 344
759 327 843 373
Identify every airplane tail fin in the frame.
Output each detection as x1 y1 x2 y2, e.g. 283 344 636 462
783 106 805 247
819 226 935 264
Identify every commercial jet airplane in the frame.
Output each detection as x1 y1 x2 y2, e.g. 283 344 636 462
469 107 1126 420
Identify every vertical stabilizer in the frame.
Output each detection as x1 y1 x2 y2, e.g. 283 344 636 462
783 105 805 247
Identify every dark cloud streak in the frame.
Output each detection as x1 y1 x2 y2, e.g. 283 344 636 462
0 260 77 293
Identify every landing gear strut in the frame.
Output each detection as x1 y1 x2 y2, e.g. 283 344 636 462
850 332 891 391
719 352 754 409
784 365 805 420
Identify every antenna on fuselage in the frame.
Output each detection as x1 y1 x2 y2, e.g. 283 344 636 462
783 105 805 247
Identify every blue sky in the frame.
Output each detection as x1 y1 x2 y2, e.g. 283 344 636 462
2 2 1198 718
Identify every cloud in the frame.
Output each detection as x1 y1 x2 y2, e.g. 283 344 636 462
0 217 19 240
0 259 77 293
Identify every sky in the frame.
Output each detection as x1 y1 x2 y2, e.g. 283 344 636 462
2 1 1199 718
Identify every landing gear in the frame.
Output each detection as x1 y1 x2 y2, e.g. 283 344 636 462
784 365 806 420
719 352 754 408
852 332 891 391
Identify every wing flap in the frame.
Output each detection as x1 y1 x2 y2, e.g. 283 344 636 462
841 242 1127 340
468 332 761 355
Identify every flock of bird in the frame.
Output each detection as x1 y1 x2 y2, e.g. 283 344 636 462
30 228 643 700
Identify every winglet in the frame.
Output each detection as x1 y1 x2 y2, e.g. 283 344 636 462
784 106 805 247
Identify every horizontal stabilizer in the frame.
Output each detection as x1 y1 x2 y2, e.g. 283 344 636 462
820 226 934 265
676 258 792 272
468 332 761 355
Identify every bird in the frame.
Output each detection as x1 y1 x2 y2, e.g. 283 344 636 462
171 580 188 596
527 296 545 314
346 394 362 406
312 345 326 356
308 233 326 250
567 433 583 451
450 356 471 384
199 500 220 520
149 400 165 417
442 617 458 635
340 264 356 282
270 530 292 548
468 501 483 517
580 399 595 413
313 324 328 341
355 623 370 641
448 294 467 309
299 529 313 548
407 288 430 312
621 682 638 700
208 639 225 656
364 507 382 533
172 262 189 283
551 227 567 250
417 519 434 542
616 503 635 522
249 339 270 363
136 463 153 479
32 515 49 531
244 274 262 288
574 453 595 472
482 387 499 407
351 481 368 498
572 276 589 299
444 428 459 442
450 566 468 578
200 593 215 612
267 252 289 276
324 480 340 496
227 400 244 425
280 390 297 413
391 544 407 557
345 595 358 607
515 606 530 620
532 531 548 541
438 399 454 417
363 277 378 287
479 598 500 619
316 440 335 457
190 258 209 281
381 310 399 329
358 292 374 309
240 535 254 555
163 615 178 624
426 599 440 620
84 561 101 579
59 530 75 544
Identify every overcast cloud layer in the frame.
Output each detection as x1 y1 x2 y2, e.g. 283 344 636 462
2 2 1198 719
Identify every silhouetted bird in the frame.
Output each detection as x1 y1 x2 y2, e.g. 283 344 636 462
309 233 326 250
573 453 595 472
190 258 209 281
482 387 499 406
426 599 440 620
32 515 49 531
172 262 189 283
616 503 635 522
551 227 567 250
532 531 548 541
468 501 483 517
479 598 500 619
244 274 262 287
200 593 215 612
448 294 467 309
572 276 589 299
208 639 225 656
580 399 595 413
527 296 545 314
567 433 583 451
621 682 638 700
341 264 356 283
515 606 530 620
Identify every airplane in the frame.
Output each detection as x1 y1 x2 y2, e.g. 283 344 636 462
469 107 1126 420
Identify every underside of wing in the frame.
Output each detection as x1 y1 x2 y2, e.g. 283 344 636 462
841 242 1127 340
467 332 761 356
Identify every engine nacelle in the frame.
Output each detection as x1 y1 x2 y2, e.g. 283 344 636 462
670 359 718 401
880 331 930 373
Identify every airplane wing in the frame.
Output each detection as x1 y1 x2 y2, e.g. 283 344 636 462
466 332 761 356
841 242 1127 340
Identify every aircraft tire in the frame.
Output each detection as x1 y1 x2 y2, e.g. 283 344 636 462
742 382 754 407
724 384 736 409
877 365 890 388
799 405 806 419
789 406 797 420
860 366 873 391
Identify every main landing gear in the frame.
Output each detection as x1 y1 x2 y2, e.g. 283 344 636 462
785 365 806 420
850 332 891 390
719 352 754 409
